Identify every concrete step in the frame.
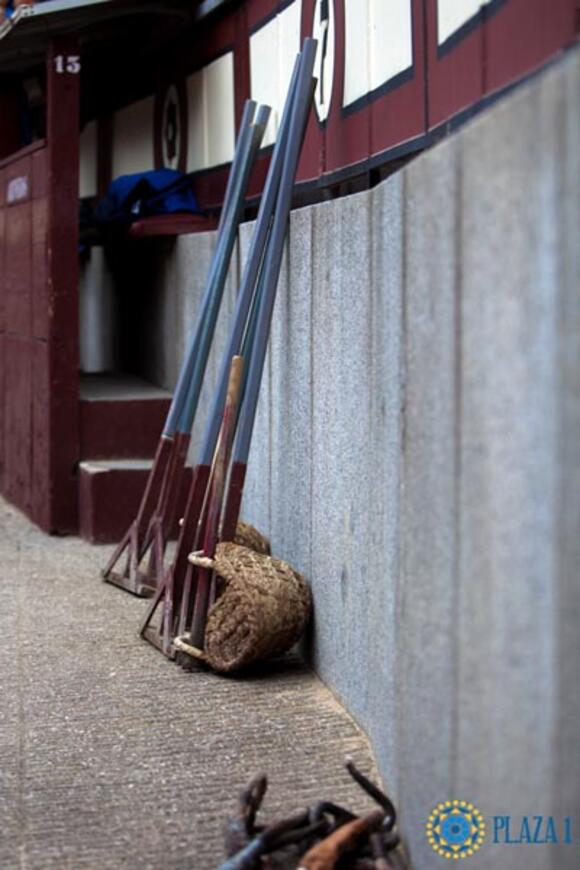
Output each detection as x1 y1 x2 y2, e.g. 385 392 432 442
78 458 192 544
79 374 171 460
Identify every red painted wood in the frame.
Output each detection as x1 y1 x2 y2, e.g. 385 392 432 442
324 0 370 178
0 88 20 159
4 335 32 514
484 0 576 94
32 148 48 199
321 0 426 178
370 0 426 159
170 461 211 617
5 201 32 337
79 397 171 460
234 3 251 130
47 39 80 342
48 339 79 531
31 339 51 530
0 140 45 170
169 0 576 195
193 3 236 65
128 213 218 238
79 462 192 544
426 0 484 129
0 170 5 495
4 155 33 341
192 163 233 212
221 459 247 543
246 150 271 202
0 172 5 335
0 333 5 491
299 0 324 183
79 464 152 545
247 0 278 32
32 197 48 340
46 37 80 532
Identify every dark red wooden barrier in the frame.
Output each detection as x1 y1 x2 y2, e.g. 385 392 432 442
0 37 80 533
149 0 577 201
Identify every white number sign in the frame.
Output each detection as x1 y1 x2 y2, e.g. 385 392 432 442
54 55 81 75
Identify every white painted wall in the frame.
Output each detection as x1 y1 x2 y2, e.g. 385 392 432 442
343 0 413 107
437 0 492 46
112 96 154 178
79 248 117 374
186 52 236 171
79 120 97 198
250 0 302 146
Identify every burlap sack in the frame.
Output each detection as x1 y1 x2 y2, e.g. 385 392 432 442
196 542 311 673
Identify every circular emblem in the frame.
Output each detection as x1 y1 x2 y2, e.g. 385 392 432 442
426 801 486 860
154 79 188 173
162 84 181 168
312 0 335 123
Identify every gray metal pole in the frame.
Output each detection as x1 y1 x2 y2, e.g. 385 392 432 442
233 40 317 465
177 102 271 436
197 54 302 466
162 99 258 437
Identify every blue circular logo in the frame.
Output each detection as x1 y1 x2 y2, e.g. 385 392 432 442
426 800 486 860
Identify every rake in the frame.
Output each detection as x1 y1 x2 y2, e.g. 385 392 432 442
136 104 271 596
140 43 315 655
101 100 269 597
140 39 317 658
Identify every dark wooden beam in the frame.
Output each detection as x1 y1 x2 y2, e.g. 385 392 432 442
46 35 80 531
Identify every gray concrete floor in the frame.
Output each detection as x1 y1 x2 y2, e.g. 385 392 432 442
0 497 377 869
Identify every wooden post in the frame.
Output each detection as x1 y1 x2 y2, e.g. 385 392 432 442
45 37 80 532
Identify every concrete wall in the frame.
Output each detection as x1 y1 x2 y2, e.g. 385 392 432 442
141 50 580 868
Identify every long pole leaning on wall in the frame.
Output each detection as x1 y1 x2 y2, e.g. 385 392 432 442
140 104 271 595
140 54 303 654
102 100 268 597
140 39 318 658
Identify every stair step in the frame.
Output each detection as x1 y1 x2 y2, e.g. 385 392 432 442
78 458 192 545
79 375 171 460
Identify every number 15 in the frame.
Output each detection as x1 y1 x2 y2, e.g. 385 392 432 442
54 55 81 75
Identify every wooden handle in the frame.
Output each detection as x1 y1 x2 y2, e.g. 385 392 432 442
299 810 385 870
226 355 244 409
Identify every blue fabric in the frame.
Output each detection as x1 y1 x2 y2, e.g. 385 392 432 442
95 170 200 226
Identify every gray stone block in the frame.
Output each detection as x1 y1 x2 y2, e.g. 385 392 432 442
238 218 272 537
457 50 564 865
102 48 580 868
310 193 362 688
395 137 459 867
309 183 404 744
268 204 313 579
553 50 580 868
